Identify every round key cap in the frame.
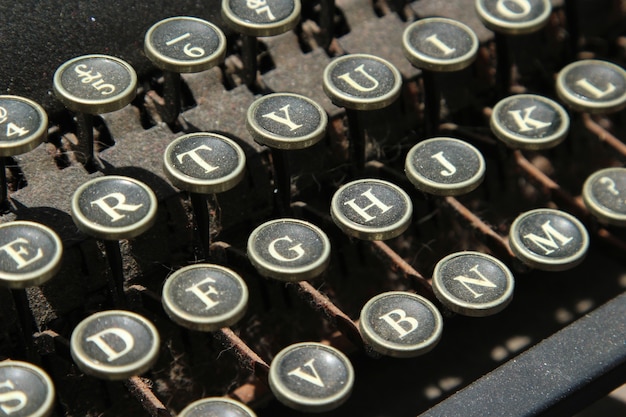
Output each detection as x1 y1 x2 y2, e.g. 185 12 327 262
405 137 485 196
162 264 248 331
432 251 515 316
0 360 55 417
145 17 227 124
0 96 48 157
247 93 328 150
0 95 48 204
331 178 413 241
247 93 327 214
164 132 246 194
402 17 479 72
164 132 246 258
490 94 570 150
247 218 331 281
222 0 301 86
582 167 626 227
359 291 443 357
144 16 226 74
222 0 301 36
269 342 354 412
70 310 160 380
556 59 626 114
71 176 158 241
323 53 402 111
53 54 138 167
53 54 137 115
179 397 257 417
0 221 63 289
475 0 552 35
323 53 402 174
508 208 589 271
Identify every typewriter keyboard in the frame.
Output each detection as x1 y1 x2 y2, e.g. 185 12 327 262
1 0 626 416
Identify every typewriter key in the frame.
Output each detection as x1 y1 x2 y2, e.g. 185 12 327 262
508 208 589 271
0 221 62 289
405 137 485 196
178 397 257 417
163 132 246 258
53 55 137 167
331 178 412 240
222 0 301 86
359 291 443 357
583 167 626 227
247 93 327 213
402 18 479 135
0 360 55 417
247 218 331 282
433 251 515 317
556 59 626 114
490 94 570 150
0 95 48 205
323 54 402 173
162 264 248 331
144 16 226 124
475 0 551 97
269 342 354 412
71 176 157 305
70 310 160 380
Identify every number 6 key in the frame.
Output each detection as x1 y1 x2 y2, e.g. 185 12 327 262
144 16 227 124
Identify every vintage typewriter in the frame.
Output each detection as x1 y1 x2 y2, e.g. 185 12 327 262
1 0 625 416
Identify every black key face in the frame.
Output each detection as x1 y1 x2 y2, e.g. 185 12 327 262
222 0 301 36
53 54 137 114
247 218 331 281
475 0 551 34
269 342 354 412
331 179 412 241
162 264 248 331
246 93 327 150
359 291 443 357
583 168 626 227
491 94 569 150
0 221 62 289
405 137 485 196
509 209 589 271
0 361 55 417
144 16 226 73
179 397 257 417
163 132 246 194
70 310 160 380
71 176 158 240
433 252 515 317
323 54 402 110
402 17 478 72
556 59 626 114
0 96 48 156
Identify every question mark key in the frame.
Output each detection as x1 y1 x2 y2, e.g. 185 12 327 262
583 167 626 227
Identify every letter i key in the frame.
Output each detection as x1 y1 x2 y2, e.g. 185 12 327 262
163 133 246 260
402 18 479 136
222 0 302 87
246 93 327 215
144 16 226 125
71 176 158 306
0 96 48 208
323 54 402 175
53 55 137 169
0 221 63 361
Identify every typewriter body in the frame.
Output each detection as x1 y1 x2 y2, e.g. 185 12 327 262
1 0 625 416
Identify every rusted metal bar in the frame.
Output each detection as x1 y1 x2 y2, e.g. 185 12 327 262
214 328 271 377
